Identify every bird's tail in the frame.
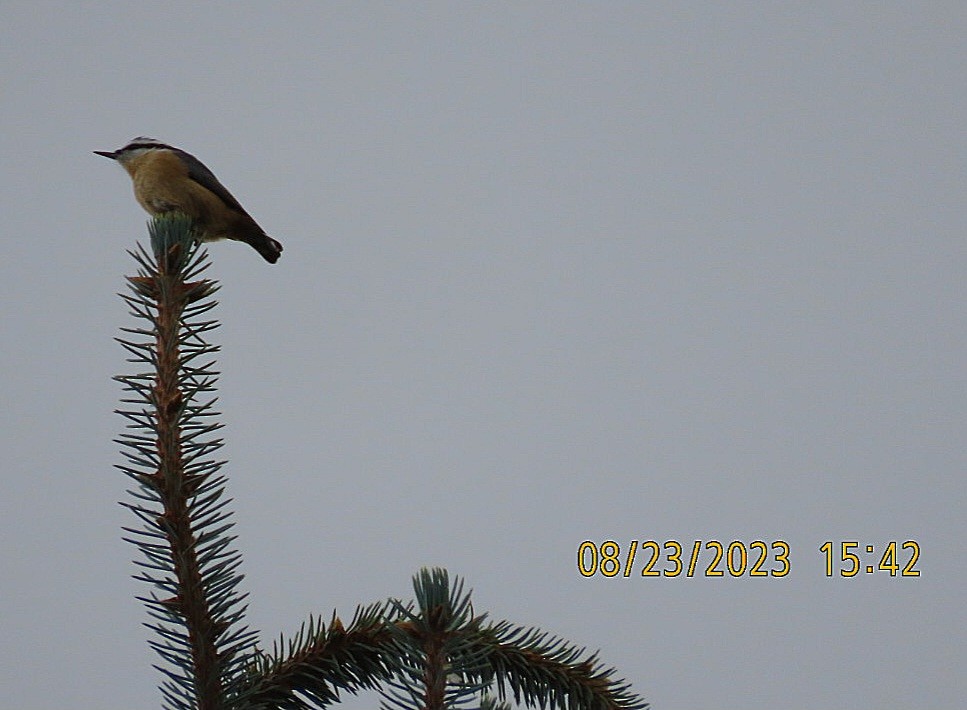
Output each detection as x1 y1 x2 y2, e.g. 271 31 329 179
245 232 283 263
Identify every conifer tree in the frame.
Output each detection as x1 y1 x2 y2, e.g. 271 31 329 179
115 215 647 710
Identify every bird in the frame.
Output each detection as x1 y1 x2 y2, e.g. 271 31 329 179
95 137 283 263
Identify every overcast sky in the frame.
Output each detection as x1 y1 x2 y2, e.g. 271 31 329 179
1 3 964 709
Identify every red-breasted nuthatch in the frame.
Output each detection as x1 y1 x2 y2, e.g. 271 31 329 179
95 137 283 263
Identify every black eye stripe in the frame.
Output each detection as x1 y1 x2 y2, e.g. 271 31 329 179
125 143 170 151
118 137 173 153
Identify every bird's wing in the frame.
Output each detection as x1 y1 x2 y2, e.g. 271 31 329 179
174 148 251 216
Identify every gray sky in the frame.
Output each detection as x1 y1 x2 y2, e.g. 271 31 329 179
1 3 964 708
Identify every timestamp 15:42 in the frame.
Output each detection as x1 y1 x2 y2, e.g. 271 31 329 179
819 541 920 577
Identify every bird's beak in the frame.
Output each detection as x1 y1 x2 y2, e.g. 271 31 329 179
93 150 117 159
